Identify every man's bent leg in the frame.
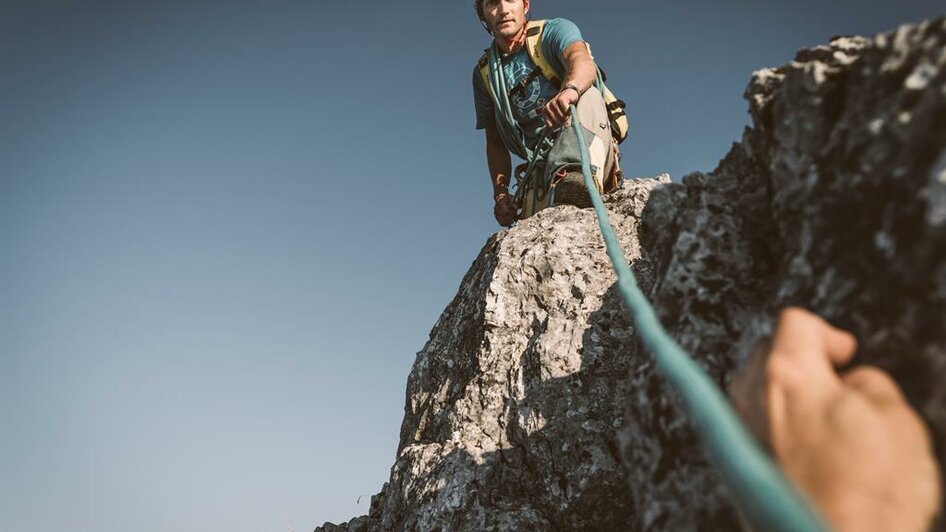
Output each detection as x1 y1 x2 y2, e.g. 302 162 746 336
519 161 549 219
543 88 614 201
519 89 614 219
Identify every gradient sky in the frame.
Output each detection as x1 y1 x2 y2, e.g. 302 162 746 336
2 1 943 531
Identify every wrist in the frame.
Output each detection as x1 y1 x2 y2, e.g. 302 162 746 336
561 83 582 100
493 177 509 200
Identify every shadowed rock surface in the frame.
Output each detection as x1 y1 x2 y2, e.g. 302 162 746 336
318 17 946 531
625 16 946 530
316 178 665 531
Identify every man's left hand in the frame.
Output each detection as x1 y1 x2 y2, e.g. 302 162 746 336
543 87 580 129
729 308 942 532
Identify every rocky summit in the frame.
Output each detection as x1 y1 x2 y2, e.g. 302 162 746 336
318 17 946 531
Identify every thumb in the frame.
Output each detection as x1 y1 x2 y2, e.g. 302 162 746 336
771 307 858 373
767 307 858 398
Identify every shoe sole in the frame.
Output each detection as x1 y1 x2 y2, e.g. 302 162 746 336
553 173 593 209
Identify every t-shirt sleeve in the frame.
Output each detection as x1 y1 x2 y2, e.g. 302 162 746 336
540 18 584 75
472 66 495 130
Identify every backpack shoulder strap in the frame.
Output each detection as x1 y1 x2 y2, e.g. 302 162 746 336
524 19 562 88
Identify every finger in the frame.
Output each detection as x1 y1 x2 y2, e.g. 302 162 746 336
546 103 560 127
769 307 858 387
730 335 774 444
549 98 562 123
555 100 568 123
764 310 856 454
840 366 907 409
550 99 562 118
729 335 772 405
730 336 769 398
778 308 858 365
557 100 571 127
729 373 766 440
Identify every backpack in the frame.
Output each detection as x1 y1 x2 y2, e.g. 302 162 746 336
477 19 629 144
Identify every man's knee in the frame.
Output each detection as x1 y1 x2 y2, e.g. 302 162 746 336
575 87 608 120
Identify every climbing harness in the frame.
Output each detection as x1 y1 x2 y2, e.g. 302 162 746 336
511 130 556 216
568 105 828 531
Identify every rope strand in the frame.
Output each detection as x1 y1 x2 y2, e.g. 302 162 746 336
568 105 827 532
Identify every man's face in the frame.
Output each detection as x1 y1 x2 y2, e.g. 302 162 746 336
480 0 530 40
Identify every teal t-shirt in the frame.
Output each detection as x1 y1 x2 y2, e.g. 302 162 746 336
472 18 584 151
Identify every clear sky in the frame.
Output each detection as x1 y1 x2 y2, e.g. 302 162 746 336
2 1 943 530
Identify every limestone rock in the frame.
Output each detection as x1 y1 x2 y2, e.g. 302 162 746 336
317 17 946 532
314 177 665 531
364 178 663 531
626 16 946 529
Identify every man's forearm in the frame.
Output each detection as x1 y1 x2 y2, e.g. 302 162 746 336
485 126 512 199
561 42 597 96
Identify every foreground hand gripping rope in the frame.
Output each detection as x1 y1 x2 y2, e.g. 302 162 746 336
568 105 827 532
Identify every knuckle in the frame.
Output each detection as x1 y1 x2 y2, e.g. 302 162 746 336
776 307 814 328
846 366 898 393
765 356 797 388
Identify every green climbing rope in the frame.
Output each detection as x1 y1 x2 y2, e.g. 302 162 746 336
568 105 828 531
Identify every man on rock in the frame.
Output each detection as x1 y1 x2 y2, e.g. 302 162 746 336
472 0 626 226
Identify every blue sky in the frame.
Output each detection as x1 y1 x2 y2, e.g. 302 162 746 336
2 1 943 530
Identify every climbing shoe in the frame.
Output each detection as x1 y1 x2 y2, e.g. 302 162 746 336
552 171 593 209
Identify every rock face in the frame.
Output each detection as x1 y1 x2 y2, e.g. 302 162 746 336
626 17 946 529
356 179 664 531
317 17 946 531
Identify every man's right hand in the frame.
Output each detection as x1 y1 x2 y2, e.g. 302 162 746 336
494 193 517 227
